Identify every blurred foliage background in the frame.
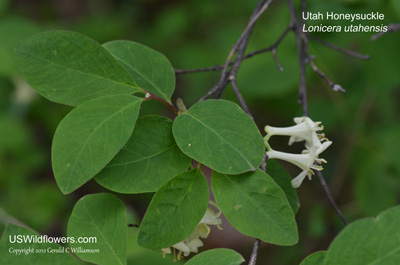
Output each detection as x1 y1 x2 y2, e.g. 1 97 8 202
0 0 399 264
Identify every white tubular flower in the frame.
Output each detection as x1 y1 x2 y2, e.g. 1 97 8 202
290 169 310 189
265 116 323 146
199 201 222 228
266 148 327 188
267 149 315 172
264 116 332 188
302 132 332 154
161 201 222 260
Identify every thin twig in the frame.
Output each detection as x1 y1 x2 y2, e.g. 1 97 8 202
371 23 400 41
215 0 273 97
175 65 223 75
272 48 284 71
244 25 292 60
316 171 349 225
248 239 261 265
127 224 140 228
307 34 370 60
235 0 274 51
215 31 251 99
175 26 291 76
198 84 221 102
230 77 254 119
309 59 345 92
199 0 274 101
287 0 308 116
214 0 271 95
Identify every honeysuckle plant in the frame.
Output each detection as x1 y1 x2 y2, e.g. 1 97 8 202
3 0 400 264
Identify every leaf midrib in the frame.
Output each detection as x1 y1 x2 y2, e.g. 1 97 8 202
112 54 170 101
108 144 177 166
15 48 141 92
184 113 255 170
62 99 140 192
82 200 125 265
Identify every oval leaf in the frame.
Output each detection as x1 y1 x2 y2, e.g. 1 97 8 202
138 169 209 249
52 95 141 194
266 160 300 214
185 248 245 265
300 251 327 265
172 100 264 174
324 206 400 265
103 40 175 103
67 193 127 265
14 30 143 106
212 169 298 246
0 224 78 265
95 115 191 193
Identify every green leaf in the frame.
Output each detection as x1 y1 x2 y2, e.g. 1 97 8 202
212 169 298 246
172 100 264 174
103 40 175 103
52 95 141 194
67 193 127 265
95 115 191 193
138 169 209 249
185 248 245 265
0 223 78 265
300 251 327 265
14 30 143 106
266 160 300 214
323 206 400 265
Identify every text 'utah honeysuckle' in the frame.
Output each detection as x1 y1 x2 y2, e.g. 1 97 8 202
264 117 332 188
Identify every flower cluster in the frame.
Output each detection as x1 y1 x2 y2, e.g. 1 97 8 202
161 201 222 260
264 117 332 188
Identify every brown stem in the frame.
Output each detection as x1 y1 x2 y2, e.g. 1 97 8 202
316 171 349 225
307 34 370 60
143 92 179 114
371 23 400 41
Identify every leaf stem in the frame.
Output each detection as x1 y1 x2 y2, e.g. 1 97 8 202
316 171 349 225
248 239 261 265
143 91 179 114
